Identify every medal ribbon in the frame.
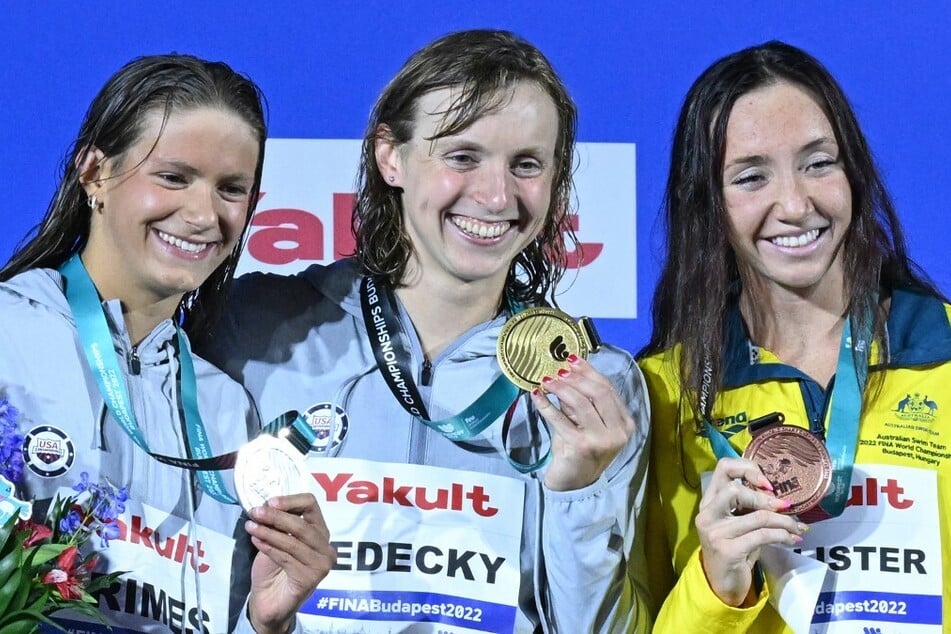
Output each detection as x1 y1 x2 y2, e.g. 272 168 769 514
59 253 315 503
359 276 549 473
703 315 869 520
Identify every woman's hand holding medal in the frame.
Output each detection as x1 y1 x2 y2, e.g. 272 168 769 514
245 493 337 633
530 355 638 491
235 420 336 632
497 307 636 491
694 456 809 607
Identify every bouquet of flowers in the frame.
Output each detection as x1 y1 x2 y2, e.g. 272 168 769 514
0 399 126 632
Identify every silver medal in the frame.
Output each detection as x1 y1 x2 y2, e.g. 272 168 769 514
233 434 310 512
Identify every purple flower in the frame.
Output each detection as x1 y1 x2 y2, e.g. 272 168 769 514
87 479 127 523
96 519 120 547
71 471 92 494
59 509 83 536
0 399 24 484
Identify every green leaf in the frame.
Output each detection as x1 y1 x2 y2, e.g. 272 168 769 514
8 571 34 621
0 567 24 616
0 543 21 586
0 514 18 553
26 543 66 568
0 616 44 634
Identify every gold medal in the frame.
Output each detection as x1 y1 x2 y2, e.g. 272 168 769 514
233 434 310 513
497 307 602 391
743 422 832 516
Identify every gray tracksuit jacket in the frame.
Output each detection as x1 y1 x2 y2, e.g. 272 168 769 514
203 258 653 634
0 267 260 634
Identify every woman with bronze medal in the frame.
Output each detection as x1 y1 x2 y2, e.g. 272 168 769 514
0 56 334 632
204 30 651 634
639 42 950 632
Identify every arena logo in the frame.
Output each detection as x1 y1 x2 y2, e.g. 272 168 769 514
238 139 637 319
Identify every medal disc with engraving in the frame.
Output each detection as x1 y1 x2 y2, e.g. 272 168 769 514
497 307 601 391
742 425 832 516
233 435 310 513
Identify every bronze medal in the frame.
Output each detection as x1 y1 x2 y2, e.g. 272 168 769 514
742 422 832 516
497 307 602 391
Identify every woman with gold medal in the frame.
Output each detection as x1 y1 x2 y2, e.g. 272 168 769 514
205 29 651 634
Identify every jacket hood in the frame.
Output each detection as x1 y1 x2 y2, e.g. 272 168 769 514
299 258 365 320
0 268 72 318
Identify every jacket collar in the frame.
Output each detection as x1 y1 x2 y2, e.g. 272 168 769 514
722 286 951 388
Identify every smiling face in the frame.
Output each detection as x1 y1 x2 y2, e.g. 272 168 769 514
80 106 259 313
376 81 559 293
721 81 853 298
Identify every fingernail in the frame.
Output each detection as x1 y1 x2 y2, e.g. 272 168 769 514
532 388 540 396
245 520 258 531
567 354 579 364
792 535 803 544
557 368 570 378
773 498 791 510
797 523 810 533
542 376 554 384
761 479 774 492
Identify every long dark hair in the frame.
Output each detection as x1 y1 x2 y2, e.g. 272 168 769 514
353 29 578 306
0 54 267 342
640 40 941 418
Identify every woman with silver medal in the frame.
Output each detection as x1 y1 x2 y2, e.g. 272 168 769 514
0 55 334 632
204 29 651 634
639 42 951 633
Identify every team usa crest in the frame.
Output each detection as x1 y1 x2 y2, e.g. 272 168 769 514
894 392 938 423
303 403 348 456
22 424 76 477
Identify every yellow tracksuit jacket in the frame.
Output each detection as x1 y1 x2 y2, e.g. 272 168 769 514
638 287 951 632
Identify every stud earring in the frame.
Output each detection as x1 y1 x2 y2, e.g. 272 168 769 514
388 176 395 183
87 195 100 211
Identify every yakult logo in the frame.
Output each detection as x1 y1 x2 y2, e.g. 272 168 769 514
313 472 500 518
239 139 637 318
846 477 914 510
114 515 210 573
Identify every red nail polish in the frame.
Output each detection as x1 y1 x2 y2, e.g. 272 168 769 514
532 388 540 396
557 368 570 378
567 354 579 364
542 376 553 384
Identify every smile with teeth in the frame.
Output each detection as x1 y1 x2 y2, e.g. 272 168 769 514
156 230 211 254
770 228 821 248
450 215 512 239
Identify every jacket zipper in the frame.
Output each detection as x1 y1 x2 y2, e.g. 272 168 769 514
421 358 433 386
129 345 141 375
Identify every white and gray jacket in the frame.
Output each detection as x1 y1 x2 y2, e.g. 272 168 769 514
0 268 260 633
204 259 652 634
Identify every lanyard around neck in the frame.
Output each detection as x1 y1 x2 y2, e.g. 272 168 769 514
359 275 549 473
60 254 240 503
704 314 870 520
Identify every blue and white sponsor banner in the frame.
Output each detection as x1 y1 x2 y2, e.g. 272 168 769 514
762 465 941 633
300 458 524 633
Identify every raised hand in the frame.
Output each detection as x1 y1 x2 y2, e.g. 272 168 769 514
694 457 807 606
245 493 336 633
530 355 637 491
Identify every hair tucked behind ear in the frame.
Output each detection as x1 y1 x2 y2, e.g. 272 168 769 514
0 54 268 343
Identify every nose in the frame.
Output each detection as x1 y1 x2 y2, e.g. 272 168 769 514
179 183 219 231
773 172 811 220
472 161 514 214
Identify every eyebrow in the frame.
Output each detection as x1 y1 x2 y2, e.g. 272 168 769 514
724 136 838 171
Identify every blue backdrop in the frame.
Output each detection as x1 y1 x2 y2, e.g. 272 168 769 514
2 2 949 354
